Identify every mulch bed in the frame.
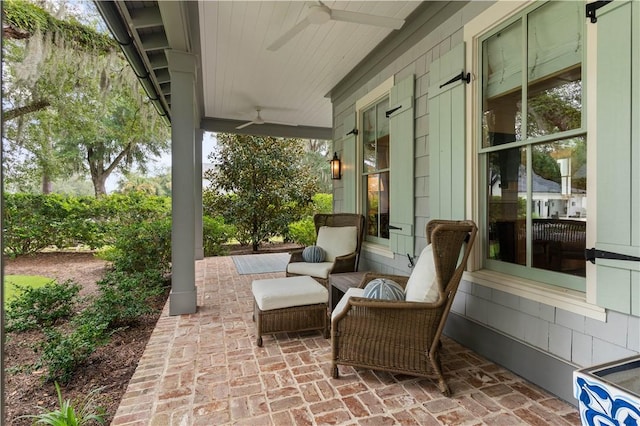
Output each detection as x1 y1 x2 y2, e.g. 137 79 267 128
3 243 300 425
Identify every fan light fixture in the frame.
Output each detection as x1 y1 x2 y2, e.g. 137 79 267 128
330 152 341 180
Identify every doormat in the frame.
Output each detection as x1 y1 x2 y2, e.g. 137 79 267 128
232 252 290 275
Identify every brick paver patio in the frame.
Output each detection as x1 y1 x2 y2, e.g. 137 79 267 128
111 255 581 425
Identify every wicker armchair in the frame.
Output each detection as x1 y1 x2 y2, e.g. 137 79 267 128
331 219 477 396
286 213 365 288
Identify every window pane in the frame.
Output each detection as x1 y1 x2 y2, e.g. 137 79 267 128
482 19 522 148
366 172 390 239
363 106 376 173
377 98 389 169
527 2 582 137
531 138 587 277
487 147 526 265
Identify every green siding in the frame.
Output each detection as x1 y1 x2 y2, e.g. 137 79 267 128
389 75 415 255
595 0 640 314
428 43 467 221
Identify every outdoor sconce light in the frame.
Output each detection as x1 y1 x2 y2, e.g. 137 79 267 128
330 152 342 180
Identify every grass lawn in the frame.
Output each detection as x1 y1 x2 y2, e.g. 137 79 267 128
4 275 55 305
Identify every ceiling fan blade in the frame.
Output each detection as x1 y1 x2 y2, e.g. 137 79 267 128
236 121 255 130
329 9 404 30
267 17 311 51
265 120 299 127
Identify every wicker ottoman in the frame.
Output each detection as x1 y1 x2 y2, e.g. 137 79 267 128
251 276 329 346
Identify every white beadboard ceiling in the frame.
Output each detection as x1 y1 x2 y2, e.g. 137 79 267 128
95 1 424 138
199 1 422 132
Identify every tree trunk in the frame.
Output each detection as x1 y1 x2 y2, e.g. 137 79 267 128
92 174 108 197
41 173 53 194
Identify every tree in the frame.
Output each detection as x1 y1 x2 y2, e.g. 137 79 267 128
2 0 170 196
204 133 319 251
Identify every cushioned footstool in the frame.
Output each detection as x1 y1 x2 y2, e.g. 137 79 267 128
251 276 329 347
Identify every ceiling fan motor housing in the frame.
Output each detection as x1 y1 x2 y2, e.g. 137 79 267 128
308 5 331 24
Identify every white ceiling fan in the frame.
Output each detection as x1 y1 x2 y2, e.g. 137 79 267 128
267 1 405 51
236 108 298 130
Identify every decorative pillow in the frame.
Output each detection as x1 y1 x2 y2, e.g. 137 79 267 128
316 226 358 262
302 245 325 263
363 278 405 301
404 244 439 303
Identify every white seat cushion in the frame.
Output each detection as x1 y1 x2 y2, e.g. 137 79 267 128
286 261 334 279
316 226 358 262
252 276 328 311
331 287 365 321
404 244 439 303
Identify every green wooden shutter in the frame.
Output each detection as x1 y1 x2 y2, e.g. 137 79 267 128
388 75 415 255
594 0 640 315
428 43 467 220
342 113 357 213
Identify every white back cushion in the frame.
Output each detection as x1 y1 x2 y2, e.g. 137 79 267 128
404 244 439 303
316 226 357 262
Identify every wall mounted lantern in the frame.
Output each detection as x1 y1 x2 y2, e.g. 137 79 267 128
330 152 342 180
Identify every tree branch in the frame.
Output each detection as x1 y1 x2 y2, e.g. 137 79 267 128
3 100 51 120
2 24 30 40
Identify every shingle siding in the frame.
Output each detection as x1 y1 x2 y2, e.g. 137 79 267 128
331 0 639 384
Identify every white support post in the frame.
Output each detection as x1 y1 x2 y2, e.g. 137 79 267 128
167 50 198 315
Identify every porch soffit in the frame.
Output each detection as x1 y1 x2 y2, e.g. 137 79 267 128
96 1 433 140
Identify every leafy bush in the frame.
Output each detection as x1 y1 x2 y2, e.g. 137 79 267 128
87 269 166 329
22 382 106 425
3 193 171 256
203 215 235 256
39 318 111 383
5 280 81 332
311 193 333 214
107 218 172 274
288 217 316 246
287 193 333 246
4 194 77 256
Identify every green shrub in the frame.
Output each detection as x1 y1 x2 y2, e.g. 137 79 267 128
22 382 106 425
286 193 333 246
3 193 172 256
288 217 316 246
311 193 333 214
39 318 111 383
108 218 172 274
87 269 166 329
5 280 81 332
203 215 235 256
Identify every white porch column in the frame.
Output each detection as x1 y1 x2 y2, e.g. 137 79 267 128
167 50 197 315
195 128 204 260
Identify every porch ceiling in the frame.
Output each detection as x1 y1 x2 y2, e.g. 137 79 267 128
95 1 425 140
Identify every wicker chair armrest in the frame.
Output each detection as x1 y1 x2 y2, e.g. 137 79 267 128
358 272 410 289
288 249 304 263
330 252 357 273
332 296 441 325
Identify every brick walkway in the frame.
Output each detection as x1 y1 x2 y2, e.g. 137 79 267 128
111 256 581 425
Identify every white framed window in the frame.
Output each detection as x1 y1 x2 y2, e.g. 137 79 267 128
353 75 415 258
361 97 390 245
478 1 587 292
463 1 607 320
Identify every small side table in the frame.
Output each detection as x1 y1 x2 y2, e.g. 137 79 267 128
329 271 367 312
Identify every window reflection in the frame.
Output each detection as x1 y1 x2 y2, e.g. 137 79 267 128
362 98 390 241
487 138 587 277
